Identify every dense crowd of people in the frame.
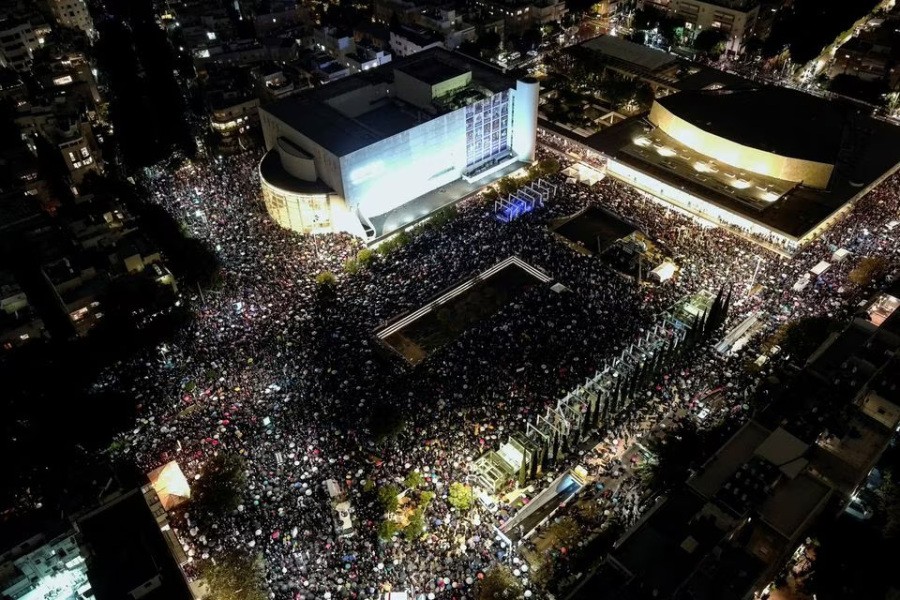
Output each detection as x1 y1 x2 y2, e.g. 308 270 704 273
94 137 900 599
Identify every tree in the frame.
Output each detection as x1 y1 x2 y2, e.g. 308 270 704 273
694 29 727 56
193 453 247 515
378 519 399 540
483 187 500 202
876 470 900 539
477 565 524 600
448 482 475 511
478 30 502 55
315 271 337 287
537 157 561 177
497 176 518 196
378 484 400 513
200 552 267 600
404 508 426 540
849 256 888 286
522 26 542 51
404 471 424 490
762 316 841 363
637 427 705 492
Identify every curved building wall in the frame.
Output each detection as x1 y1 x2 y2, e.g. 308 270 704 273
649 101 834 189
512 78 539 162
277 138 318 182
260 169 334 234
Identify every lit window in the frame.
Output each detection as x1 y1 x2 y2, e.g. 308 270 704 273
80 147 89 158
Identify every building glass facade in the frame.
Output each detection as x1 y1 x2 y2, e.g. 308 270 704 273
261 180 332 233
465 91 512 174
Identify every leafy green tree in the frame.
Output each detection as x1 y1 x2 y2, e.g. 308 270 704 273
405 471 424 489
200 552 267 600
378 484 400 513
477 565 523 600
694 29 727 55
876 470 900 539
378 519 399 540
193 453 247 514
404 508 426 540
497 176 518 196
420 491 436 506
762 316 841 363
482 187 500 202
849 256 888 286
448 482 475 511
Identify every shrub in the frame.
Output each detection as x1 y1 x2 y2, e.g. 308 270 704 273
344 258 360 274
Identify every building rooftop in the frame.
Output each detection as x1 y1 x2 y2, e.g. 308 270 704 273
583 35 678 72
656 86 846 165
261 48 515 157
77 489 193 600
396 58 468 86
259 148 335 195
574 92 900 240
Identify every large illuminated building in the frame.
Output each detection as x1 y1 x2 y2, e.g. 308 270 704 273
258 48 539 238
583 85 900 253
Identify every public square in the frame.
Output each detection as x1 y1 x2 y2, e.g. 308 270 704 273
92 135 900 598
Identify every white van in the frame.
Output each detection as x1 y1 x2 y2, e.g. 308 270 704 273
325 479 343 501
325 479 355 537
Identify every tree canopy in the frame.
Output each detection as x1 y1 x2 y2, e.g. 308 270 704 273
448 482 475 511
194 453 247 515
477 565 524 600
200 552 267 600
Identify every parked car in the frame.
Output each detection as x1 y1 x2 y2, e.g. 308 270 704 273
844 497 873 520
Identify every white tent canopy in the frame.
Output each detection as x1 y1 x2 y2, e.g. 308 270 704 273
147 461 191 510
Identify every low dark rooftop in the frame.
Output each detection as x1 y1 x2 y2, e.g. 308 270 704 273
78 490 193 600
396 58 468 86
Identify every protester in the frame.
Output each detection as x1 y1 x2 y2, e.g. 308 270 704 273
98 144 900 599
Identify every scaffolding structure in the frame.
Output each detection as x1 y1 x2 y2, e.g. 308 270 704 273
495 178 558 223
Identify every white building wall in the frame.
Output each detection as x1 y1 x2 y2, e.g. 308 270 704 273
340 108 467 217
260 111 344 195
512 78 539 162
